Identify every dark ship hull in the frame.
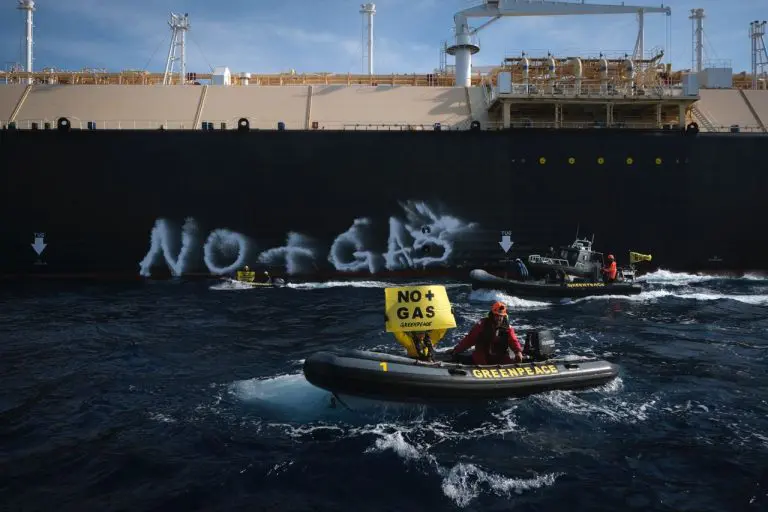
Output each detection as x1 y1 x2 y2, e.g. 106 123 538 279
1 126 766 281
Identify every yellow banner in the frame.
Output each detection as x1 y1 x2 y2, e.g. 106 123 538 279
629 252 652 264
236 271 256 282
384 285 456 332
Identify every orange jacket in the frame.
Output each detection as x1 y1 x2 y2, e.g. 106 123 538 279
603 261 617 280
453 319 522 365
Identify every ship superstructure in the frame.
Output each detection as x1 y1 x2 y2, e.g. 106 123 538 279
0 1 766 134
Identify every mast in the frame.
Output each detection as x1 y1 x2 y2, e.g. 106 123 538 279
360 3 376 75
163 12 190 85
17 0 35 85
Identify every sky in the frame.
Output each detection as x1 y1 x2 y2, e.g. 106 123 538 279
0 0 764 76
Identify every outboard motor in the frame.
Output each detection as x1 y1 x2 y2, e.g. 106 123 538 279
524 329 556 361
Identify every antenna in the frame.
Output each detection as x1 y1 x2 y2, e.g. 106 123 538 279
750 20 768 90
689 8 705 72
163 12 190 85
439 41 447 74
17 0 35 85
359 3 376 75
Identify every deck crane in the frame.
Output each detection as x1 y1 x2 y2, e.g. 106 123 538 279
447 0 672 88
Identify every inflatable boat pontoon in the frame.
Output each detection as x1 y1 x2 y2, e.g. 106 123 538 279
303 331 618 403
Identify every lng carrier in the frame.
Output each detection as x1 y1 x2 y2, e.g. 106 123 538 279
1 0 767 281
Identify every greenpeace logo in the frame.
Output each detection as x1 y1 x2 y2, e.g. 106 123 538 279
398 321 434 328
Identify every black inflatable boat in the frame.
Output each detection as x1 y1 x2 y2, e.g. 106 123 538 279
469 269 642 299
303 331 619 403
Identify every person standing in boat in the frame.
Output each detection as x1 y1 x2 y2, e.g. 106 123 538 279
602 254 617 283
449 301 523 365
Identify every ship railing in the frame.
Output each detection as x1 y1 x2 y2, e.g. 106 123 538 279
480 77 496 108
0 118 484 131
494 82 690 99
702 124 767 133
4 118 765 133
338 123 463 131
479 120 668 130
192 119 458 131
4 118 191 130
528 255 570 267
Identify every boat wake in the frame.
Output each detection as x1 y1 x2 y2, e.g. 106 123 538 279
208 278 266 291
209 278 464 291
569 288 768 306
638 269 768 284
467 289 553 309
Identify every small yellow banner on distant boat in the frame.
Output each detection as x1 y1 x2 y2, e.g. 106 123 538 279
236 270 256 282
384 285 456 332
629 252 652 264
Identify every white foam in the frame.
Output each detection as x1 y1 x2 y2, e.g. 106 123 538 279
266 460 295 476
569 288 768 306
638 269 719 285
661 400 711 416
230 373 309 402
286 280 392 289
228 372 338 421
360 423 560 507
639 269 768 284
534 386 657 424
147 412 177 423
285 280 465 290
441 463 562 508
468 289 552 310
209 278 261 291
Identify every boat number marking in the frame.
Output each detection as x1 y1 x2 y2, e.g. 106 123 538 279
380 362 388 372
566 283 605 288
471 365 558 379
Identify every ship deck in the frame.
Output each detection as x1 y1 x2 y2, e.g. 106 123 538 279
1 72 767 133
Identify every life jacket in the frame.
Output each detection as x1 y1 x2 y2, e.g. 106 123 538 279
393 329 447 360
476 317 510 359
413 333 434 360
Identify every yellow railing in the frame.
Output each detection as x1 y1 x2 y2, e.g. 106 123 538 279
0 71 475 87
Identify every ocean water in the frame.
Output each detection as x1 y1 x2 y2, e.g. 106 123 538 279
1 271 767 511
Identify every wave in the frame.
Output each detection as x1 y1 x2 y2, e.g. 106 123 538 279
569 289 768 306
467 289 552 310
639 269 768 285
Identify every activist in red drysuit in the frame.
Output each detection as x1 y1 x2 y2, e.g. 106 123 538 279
449 301 523 365
602 254 617 282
